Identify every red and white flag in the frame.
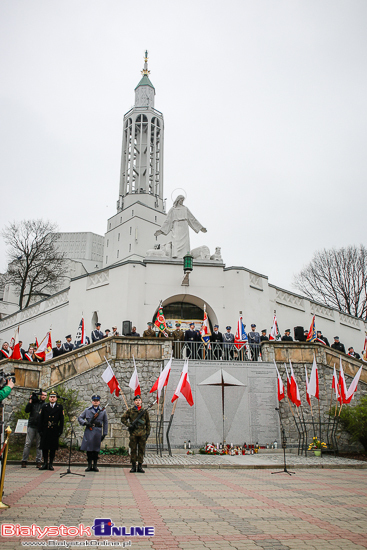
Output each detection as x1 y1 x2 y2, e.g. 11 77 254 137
362 333 367 363
35 332 53 361
129 357 141 397
332 364 339 400
75 317 88 346
338 357 347 404
274 361 285 401
344 366 363 404
150 355 172 400
308 355 319 399
269 315 281 341
102 359 121 397
172 359 194 406
305 365 311 406
11 327 22 360
290 362 301 407
284 362 291 398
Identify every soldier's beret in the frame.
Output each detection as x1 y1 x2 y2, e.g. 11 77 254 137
65 335 71 339
92 395 101 401
133 395 141 401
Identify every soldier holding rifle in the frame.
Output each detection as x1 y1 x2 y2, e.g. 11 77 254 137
121 395 151 473
78 395 108 472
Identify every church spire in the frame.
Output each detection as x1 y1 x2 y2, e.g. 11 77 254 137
142 50 150 76
135 50 155 92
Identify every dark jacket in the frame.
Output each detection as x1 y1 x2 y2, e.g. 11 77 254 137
53 346 66 357
38 402 64 450
25 399 44 429
331 342 346 353
78 406 108 452
210 331 223 343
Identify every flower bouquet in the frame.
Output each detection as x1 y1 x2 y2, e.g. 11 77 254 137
308 437 327 456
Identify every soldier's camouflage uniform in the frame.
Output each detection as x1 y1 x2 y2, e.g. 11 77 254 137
121 405 151 463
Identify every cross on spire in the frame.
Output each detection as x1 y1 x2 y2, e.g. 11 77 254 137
142 50 150 76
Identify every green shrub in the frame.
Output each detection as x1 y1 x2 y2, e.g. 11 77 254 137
337 396 367 452
99 446 128 456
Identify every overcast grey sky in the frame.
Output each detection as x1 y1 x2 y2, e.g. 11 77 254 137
1 0 366 291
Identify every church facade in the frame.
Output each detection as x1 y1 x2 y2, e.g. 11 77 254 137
0 54 366 352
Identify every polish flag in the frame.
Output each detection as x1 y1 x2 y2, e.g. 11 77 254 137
274 361 285 401
332 365 339 400
35 332 52 361
305 366 311 406
129 357 141 397
338 358 347 404
269 315 281 341
150 355 172 400
12 327 22 360
172 359 194 406
308 355 319 400
284 362 291 399
344 366 363 404
290 362 301 407
102 359 121 397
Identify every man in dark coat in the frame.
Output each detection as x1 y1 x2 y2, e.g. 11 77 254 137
210 324 223 360
281 329 293 342
91 323 104 342
316 331 330 346
331 336 346 354
260 329 269 342
21 390 47 468
53 340 66 357
78 395 108 472
38 391 64 470
121 395 150 473
184 322 200 359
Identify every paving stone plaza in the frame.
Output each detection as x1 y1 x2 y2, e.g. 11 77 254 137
1 455 367 550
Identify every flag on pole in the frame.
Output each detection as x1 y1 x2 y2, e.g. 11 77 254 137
150 355 172 400
154 303 169 337
290 362 301 407
362 332 367 363
234 315 248 349
200 305 211 345
75 317 87 347
129 357 141 396
338 357 347 404
332 364 339 400
274 361 285 401
305 366 311 406
284 362 291 398
269 315 281 341
35 332 53 361
10 327 22 360
308 355 320 399
172 359 194 406
102 359 121 396
306 315 316 342
344 366 363 404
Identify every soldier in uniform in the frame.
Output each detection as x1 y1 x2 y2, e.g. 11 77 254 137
184 322 199 359
38 390 64 470
91 323 104 342
172 322 185 358
121 395 151 473
248 324 261 361
143 322 156 338
62 335 74 353
260 329 269 342
281 329 293 342
222 326 235 360
78 395 108 472
210 324 223 360
53 340 66 357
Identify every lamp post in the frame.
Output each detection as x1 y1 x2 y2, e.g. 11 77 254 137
182 253 193 286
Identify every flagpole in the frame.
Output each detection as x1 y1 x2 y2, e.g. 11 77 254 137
158 385 168 457
166 400 178 457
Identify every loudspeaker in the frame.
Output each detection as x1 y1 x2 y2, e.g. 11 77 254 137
294 326 306 342
122 320 132 336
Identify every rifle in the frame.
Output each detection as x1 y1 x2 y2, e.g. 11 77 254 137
127 401 155 434
87 404 108 430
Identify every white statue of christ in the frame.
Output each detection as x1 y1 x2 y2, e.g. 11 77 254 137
154 195 207 258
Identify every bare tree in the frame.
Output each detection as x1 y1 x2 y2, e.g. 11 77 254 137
2 220 67 310
293 245 367 320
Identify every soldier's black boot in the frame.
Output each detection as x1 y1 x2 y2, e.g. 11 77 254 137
85 461 93 472
130 462 136 473
48 462 54 471
39 462 48 470
92 459 99 472
137 463 145 473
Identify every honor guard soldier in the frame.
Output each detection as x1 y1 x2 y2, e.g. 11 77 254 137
248 324 261 361
222 326 235 360
184 322 199 359
143 322 156 338
121 395 151 473
78 395 108 472
172 322 185 358
260 329 269 342
91 322 104 342
62 335 74 353
38 391 64 470
210 324 223 360
53 340 66 357
281 329 293 342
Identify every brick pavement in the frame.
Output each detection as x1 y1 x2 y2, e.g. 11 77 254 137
0 464 366 549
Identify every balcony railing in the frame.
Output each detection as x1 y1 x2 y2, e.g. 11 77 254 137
170 341 262 361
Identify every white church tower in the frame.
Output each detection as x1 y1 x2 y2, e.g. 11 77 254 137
104 52 166 267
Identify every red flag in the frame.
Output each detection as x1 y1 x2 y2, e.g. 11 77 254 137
308 355 319 400
305 366 311 406
11 327 22 360
35 332 52 361
344 366 362 404
290 363 301 407
269 315 281 341
274 362 285 401
338 358 347 404
154 304 169 337
101 360 121 397
306 315 316 342
150 356 172 399
332 364 339 400
172 359 194 406
129 357 141 396
284 362 291 399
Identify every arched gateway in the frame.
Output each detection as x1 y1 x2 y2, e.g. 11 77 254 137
152 294 217 331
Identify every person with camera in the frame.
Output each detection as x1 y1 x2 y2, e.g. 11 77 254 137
21 390 47 468
78 395 108 472
0 377 15 401
38 390 64 470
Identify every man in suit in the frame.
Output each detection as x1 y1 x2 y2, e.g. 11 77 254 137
38 391 64 470
210 324 223 360
185 322 199 359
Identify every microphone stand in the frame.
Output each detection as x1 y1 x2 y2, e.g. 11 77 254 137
60 400 84 478
271 408 295 476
